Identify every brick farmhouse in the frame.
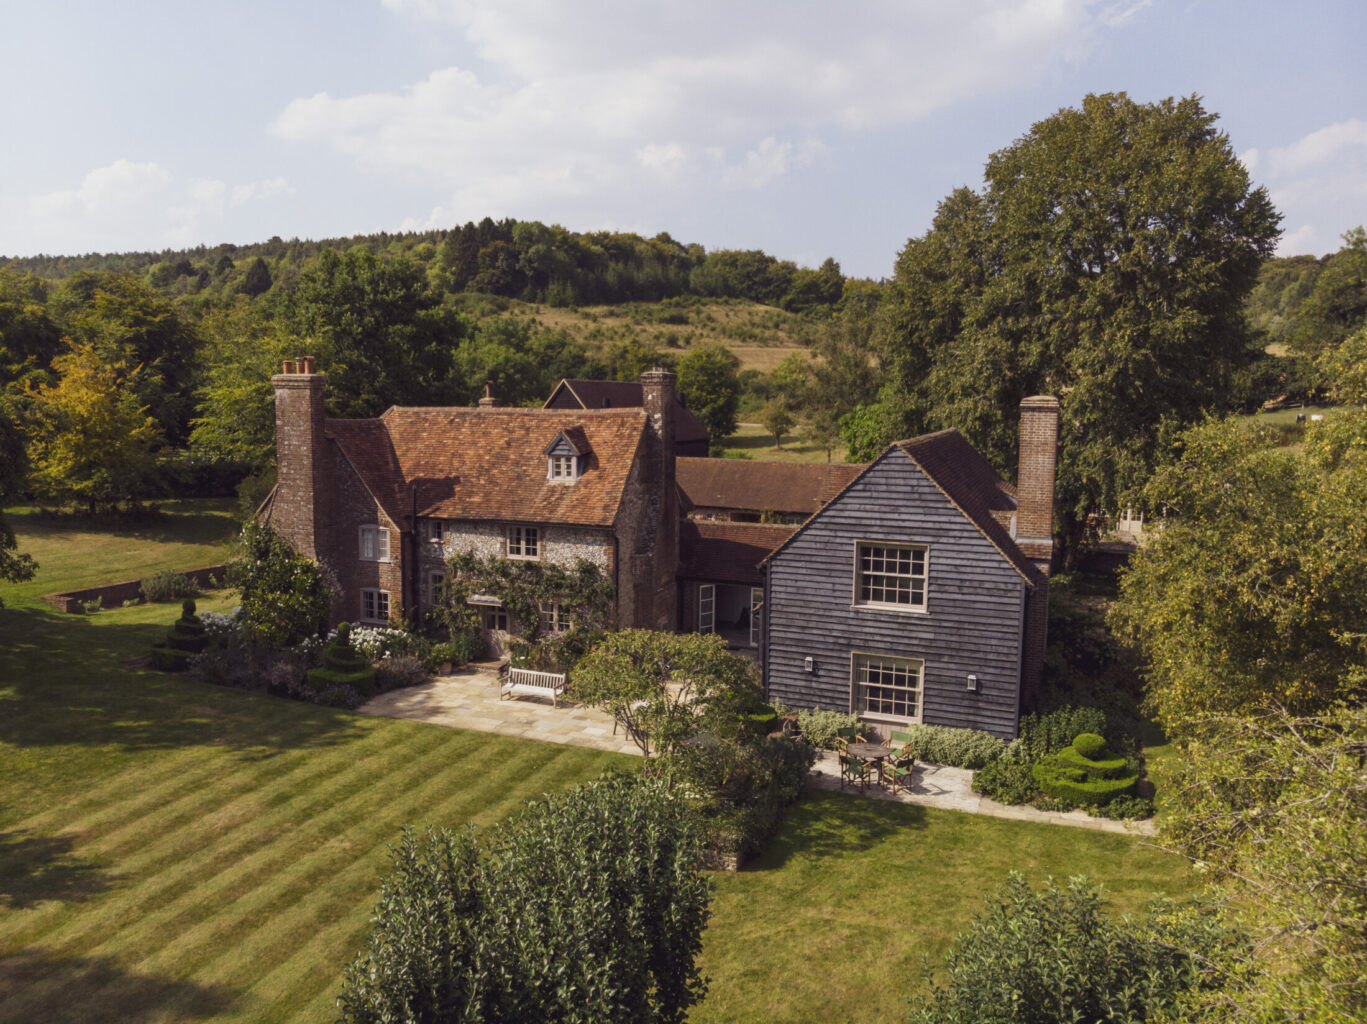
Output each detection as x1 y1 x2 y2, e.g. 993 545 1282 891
263 359 1058 738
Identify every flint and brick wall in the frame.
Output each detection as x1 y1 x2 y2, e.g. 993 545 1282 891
415 520 614 614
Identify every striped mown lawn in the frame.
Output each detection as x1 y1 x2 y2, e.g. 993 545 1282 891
0 505 630 1022
0 503 1193 1023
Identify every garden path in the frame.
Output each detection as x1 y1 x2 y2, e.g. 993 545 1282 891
805 752 1154 835
359 664 641 756
359 666 1155 836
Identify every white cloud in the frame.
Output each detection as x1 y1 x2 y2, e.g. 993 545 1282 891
2 161 293 255
275 1 1114 219
1266 119 1367 177
1254 120 1367 257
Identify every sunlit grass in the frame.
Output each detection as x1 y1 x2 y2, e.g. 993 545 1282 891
0 502 1191 1023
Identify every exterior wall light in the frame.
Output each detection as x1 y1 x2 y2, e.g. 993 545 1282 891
966 673 979 692
804 656 814 674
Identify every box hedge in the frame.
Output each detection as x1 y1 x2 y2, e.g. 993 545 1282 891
150 600 208 672
307 623 376 698
1030 733 1138 806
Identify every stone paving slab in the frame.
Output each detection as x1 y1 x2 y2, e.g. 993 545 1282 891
359 671 1155 835
806 751 1155 836
359 667 641 756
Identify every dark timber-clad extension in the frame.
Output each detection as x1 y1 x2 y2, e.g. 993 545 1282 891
761 410 1056 741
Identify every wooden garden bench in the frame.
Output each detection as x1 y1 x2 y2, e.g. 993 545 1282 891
500 667 567 707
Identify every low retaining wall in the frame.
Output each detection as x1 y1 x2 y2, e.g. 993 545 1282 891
42 564 232 613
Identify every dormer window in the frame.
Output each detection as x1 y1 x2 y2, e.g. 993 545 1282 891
549 454 577 481
544 426 590 485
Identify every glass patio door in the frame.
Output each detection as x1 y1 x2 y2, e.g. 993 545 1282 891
698 584 715 633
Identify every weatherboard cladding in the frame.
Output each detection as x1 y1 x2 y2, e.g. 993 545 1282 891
764 448 1027 739
324 407 648 531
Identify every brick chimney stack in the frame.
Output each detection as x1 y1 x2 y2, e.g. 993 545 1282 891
478 380 499 408
639 367 679 629
1015 395 1058 712
1015 395 1059 576
271 357 330 560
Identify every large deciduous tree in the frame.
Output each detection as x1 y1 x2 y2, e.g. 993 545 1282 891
285 246 469 417
676 343 741 440
875 93 1281 556
0 392 36 599
25 340 161 514
1288 225 1367 356
1111 331 1367 731
1159 704 1367 1024
51 271 200 445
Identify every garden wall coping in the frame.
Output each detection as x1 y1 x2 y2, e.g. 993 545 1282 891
41 564 232 613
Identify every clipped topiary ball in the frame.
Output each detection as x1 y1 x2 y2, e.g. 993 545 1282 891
1072 732 1108 760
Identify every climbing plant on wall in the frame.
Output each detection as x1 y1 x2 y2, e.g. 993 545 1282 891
433 552 615 670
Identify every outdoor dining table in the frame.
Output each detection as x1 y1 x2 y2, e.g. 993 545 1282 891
846 742 892 767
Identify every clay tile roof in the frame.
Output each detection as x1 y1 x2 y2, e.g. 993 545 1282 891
679 520 797 585
325 407 647 529
546 379 710 445
676 458 867 516
894 430 1042 585
544 425 591 456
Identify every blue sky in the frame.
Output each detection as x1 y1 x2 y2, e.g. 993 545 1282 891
2 0 1363 278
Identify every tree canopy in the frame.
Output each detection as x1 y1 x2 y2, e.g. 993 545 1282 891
873 92 1281 555
338 773 709 1024
676 343 741 440
285 246 469 417
1111 328 1367 730
24 340 162 514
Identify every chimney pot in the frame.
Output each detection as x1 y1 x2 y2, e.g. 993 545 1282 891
302 355 315 374
478 380 500 408
283 360 296 374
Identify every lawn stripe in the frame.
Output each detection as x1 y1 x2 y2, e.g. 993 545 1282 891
0 723 465 1018
1 720 456 959
228 743 610 1022
77 740 583 1021
0 726 416 948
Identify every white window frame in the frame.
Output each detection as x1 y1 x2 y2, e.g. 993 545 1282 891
482 606 509 633
361 588 391 624
548 454 578 482
507 525 540 560
359 524 390 562
851 652 924 724
538 601 568 634
698 583 715 634
424 571 446 608
853 540 927 612
424 519 447 547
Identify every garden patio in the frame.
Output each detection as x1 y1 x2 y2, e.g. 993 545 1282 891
358 665 1152 835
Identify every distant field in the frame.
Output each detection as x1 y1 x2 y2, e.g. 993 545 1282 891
501 297 818 372
720 421 852 464
1244 403 1334 427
